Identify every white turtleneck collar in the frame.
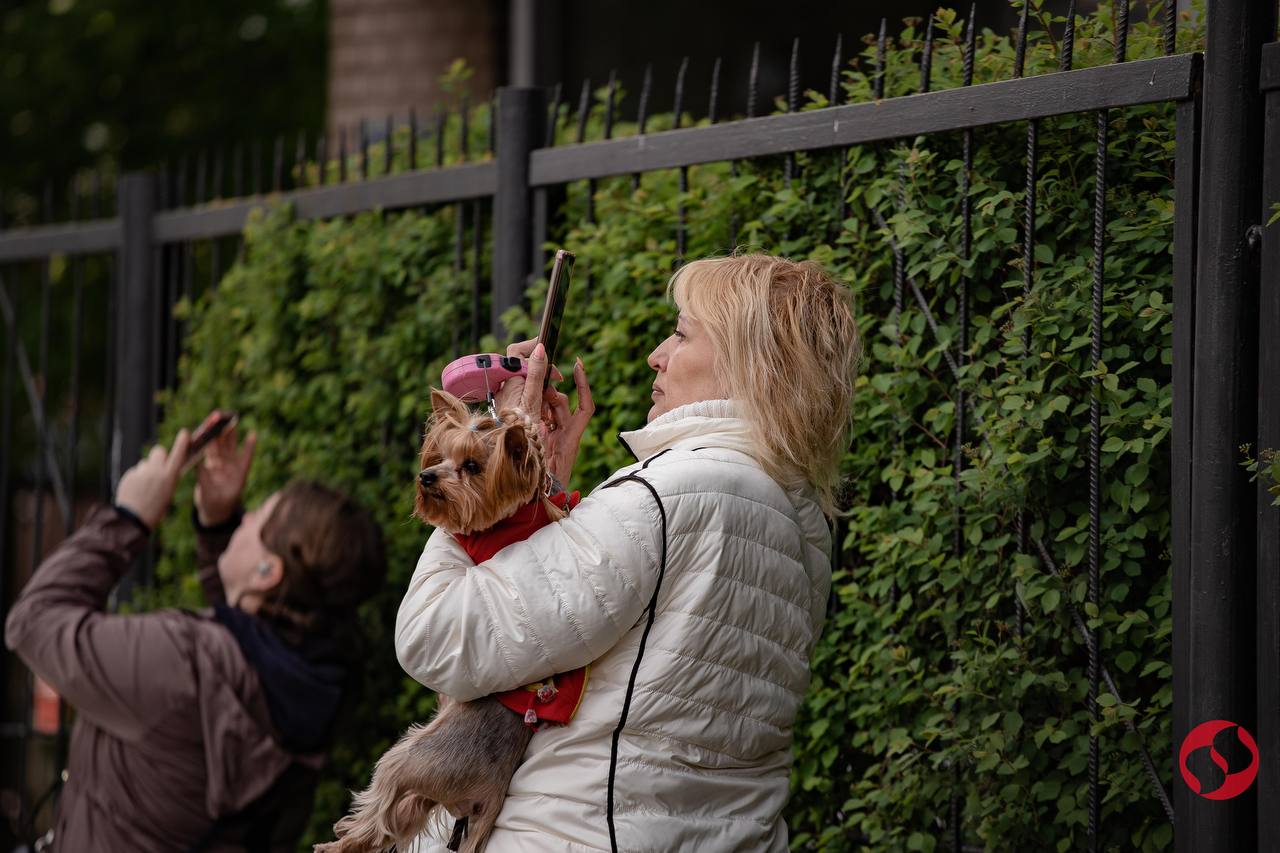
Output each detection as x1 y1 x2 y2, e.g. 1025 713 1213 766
617 398 757 463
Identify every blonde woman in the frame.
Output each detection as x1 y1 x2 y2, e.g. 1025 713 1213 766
396 254 860 852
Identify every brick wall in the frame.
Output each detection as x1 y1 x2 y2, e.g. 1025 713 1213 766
328 0 498 145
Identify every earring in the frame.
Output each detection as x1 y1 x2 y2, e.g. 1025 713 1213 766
256 561 271 577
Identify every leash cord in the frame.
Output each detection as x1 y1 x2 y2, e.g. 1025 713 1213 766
601 470 669 853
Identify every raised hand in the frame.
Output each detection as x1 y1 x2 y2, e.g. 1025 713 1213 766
115 430 192 530
193 411 257 527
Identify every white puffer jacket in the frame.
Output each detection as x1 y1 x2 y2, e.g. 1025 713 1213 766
396 399 833 852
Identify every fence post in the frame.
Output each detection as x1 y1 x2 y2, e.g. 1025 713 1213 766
1181 0 1276 849
1255 40 1280 853
492 86 546 338
112 172 158 595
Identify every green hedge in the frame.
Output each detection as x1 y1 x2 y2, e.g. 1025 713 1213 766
149 4 1200 849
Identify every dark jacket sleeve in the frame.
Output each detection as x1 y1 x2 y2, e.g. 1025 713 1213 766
3 505 194 742
194 508 241 606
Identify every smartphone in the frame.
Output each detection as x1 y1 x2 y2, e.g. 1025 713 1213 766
182 412 237 473
536 249 575 390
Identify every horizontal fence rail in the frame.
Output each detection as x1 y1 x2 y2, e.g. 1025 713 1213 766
153 161 497 243
530 54 1200 185
0 220 121 263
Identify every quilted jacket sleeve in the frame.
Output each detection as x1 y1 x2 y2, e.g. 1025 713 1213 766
395 477 663 701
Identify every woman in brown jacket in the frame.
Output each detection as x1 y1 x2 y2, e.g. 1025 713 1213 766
4 414 386 852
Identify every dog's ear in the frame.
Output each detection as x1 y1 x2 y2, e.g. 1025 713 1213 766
430 388 470 423
502 422 531 467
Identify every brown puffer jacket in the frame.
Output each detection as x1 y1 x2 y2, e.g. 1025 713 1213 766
4 506 330 853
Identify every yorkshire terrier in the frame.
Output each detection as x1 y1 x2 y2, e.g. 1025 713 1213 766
317 389 584 853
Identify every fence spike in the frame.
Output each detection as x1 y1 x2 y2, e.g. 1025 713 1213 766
919 14 935 93
545 82 562 147
708 57 722 124
603 70 617 139
234 143 246 198
1162 0 1176 55
339 126 349 183
175 156 189 208
673 57 689 130
272 135 284 192
1061 0 1078 72
875 19 888 99
251 138 263 195
409 108 418 170
829 33 844 106
360 120 370 180
317 134 328 186
575 78 592 143
788 37 801 112
637 63 653 135
213 146 226 199
786 38 801 185
435 109 447 167
1115 0 1130 63
963 4 977 86
460 98 470 163
747 42 761 118
488 93 497 155
1015 0 1031 78
385 113 394 175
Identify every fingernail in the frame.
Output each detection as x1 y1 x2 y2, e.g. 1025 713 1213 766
533 342 546 359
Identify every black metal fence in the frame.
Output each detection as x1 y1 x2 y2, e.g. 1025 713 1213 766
1 0 1277 850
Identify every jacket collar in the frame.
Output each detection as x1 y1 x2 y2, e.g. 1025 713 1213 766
618 399 757 463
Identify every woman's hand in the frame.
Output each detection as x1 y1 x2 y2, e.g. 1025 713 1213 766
495 339 594 486
193 411 257 527
115 430 192 530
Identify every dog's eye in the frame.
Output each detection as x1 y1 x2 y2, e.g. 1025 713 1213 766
461 459 482 475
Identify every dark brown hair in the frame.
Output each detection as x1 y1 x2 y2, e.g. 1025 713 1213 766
257 479 387 644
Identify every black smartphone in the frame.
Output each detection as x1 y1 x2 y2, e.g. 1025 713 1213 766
536 249 575 390
182 411 237 473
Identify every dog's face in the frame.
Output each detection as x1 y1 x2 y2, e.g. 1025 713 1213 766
413 389 545 534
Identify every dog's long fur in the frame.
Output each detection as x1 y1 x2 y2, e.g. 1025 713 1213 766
316 390 560 853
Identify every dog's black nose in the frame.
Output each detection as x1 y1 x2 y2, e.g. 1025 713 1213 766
418 470 437 487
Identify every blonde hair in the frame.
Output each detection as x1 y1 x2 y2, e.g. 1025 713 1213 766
669 253 861 515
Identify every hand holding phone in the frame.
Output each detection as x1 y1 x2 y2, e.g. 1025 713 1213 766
189 411 258 528
441 249 575 402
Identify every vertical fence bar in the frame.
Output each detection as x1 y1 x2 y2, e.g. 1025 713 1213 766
633 63 652 190
950 15 978 852
1013 0 1035 645
94 174 116 504
1170 54 1205 853
1180 0 1274 848
492 86 546 337
32 183 52 584
1254 40 1280 850
112 173 158 598
472 200 484 351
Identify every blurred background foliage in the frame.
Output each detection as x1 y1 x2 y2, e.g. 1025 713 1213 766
137 2 1196 850
0 0 327 224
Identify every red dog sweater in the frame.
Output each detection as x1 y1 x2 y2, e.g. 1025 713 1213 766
452 490 587 728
